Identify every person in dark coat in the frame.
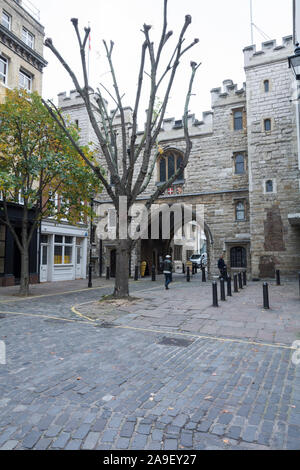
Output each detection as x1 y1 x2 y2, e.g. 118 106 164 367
163 255 173 290
218 254 227 280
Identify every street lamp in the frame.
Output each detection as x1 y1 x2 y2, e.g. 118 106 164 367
88 196 94 288
288 43 300 80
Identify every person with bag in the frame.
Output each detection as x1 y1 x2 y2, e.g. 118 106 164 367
163 255 173 290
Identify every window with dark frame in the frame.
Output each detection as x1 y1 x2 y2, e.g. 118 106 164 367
265 180 273 193
236 201 245 221
264 118 271 132
230 246 247 268
264 80 270 92
158 152 184 183
233 110 243 130
235 154 245 174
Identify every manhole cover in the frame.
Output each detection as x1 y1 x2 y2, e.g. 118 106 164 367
157 336 194 348
96 322 116 329
44 319 68 324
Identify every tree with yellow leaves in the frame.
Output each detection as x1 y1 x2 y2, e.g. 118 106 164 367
0 89 103 296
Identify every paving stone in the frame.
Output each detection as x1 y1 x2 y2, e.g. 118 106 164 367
22 431 42 449
0 440 18 450
52 432 71 449
82 432 100 450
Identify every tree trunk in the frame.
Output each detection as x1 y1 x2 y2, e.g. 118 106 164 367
19 247 30 296
19 209 30 296
113 238 130 298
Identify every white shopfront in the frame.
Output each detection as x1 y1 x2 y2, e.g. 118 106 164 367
40 221 88 282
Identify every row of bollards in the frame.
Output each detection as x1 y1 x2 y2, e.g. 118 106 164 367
212 271 248 308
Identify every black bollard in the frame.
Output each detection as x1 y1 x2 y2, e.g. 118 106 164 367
88 264 92 288
227 276 232 296
182 263 185 274
152 265 156 281
276 270 281 286
263 282 270 309
234 274 238 293
134 265 138 281
220 278 226 301
212 281 218 307
202 267 206 282
106 266 110 280
195 265 198 274
187 266 190 282
238 272 243 289
243 271 247 286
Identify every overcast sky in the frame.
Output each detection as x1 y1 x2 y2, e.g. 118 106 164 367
33 0 293 124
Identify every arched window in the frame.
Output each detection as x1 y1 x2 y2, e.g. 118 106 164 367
264 80 269 93
235 154 245 174
158 151 184 183
236 201 245 221
264 119 271 132
265 180 273 193
230 246 247 268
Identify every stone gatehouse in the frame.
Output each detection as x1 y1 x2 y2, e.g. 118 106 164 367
59 35 300 280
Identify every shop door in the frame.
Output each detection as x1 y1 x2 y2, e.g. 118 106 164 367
40 244 49 282
75 245 82 279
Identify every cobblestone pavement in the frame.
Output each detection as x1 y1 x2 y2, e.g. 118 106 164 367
0 275 299 450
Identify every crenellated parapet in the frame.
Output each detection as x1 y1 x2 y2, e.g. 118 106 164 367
243 36 293 69
210 79 246 108
58 88 101 109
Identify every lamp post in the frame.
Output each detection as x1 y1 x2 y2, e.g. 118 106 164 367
88 197 94 288
288 43 300 80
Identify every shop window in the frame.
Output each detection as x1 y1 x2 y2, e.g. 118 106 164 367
54 236 73 265
158 151 184 183
230 246 247 268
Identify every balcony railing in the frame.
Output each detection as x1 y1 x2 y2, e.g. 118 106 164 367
15 0 40 22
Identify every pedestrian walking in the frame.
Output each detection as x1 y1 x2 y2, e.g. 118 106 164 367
218 253 228 281
163 255 173 290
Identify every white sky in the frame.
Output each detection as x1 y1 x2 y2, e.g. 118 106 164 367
33 0 293 124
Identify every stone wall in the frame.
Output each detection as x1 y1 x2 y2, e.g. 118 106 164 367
58 36 300 279
245 37 300 277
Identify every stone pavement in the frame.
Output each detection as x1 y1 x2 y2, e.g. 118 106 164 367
0 274 299 450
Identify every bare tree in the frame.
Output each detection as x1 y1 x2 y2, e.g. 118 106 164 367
43 0 200 298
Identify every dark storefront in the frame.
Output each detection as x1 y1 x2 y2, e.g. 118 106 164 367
0 202 38 287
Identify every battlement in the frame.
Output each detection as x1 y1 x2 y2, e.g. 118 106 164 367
58 88 101 108
136 111 213 140
210 80 246 107
244 35 293 69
